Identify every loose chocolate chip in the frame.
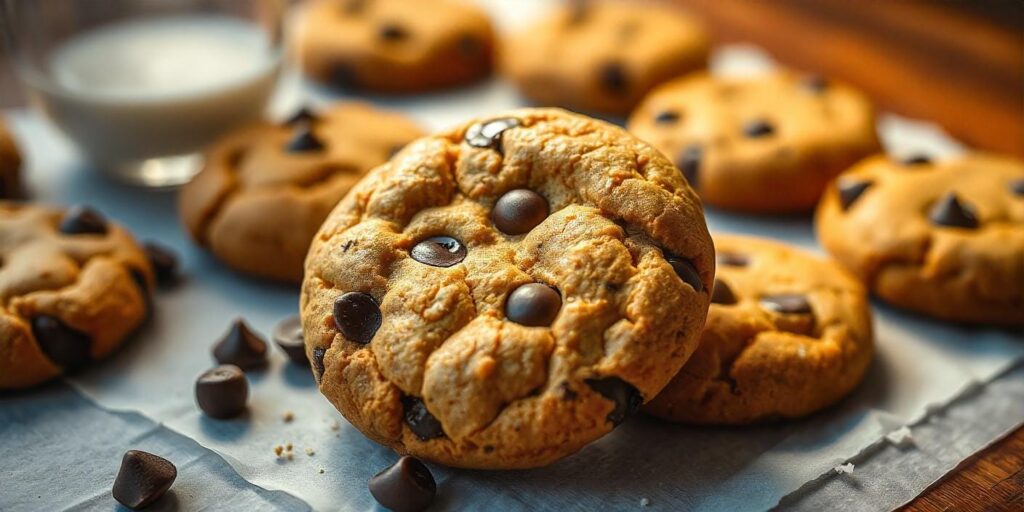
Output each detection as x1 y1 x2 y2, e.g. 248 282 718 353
58 205 108 235
801 74 828 92
666 256 703 292
711 279 737 305
675 144 702 187
599 61 628 95
379 23 408 41
760 294 813 315
273 314 307 365
929 192 979 229
654 110 680 124
837 178 873 211
492 189 549 235
901 154 932 166
285 124 325 153
401 395 445 440
716 252 749 267
285 106 318 126
585 377 642 426
505 283 562 327
212 319 268 370
195 364 249 419
1011 179 1024 196
410 236 467 267
143 241 179 287
466 117 521 153
743 119 775 138
312 347 327 381
333 292 382 344
369 456 437 512
112 450 177 510
31 316 91 370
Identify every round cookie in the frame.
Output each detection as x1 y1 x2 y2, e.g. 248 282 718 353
502 1 708 116
816 153 1024 326
297 0 495 93
645 234 874 425
628 71 880 213
0 203 154 389
301 108 714 468
1 120 22 198
180 102 424 282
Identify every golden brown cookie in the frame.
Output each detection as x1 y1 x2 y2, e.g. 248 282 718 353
180 102 424 282
297 0 495 93
0 120 22 198
816 153 1024 326
502 1 708 116
628 71 880 213
301 108 714 468
645 234 874 425
0 203 154 389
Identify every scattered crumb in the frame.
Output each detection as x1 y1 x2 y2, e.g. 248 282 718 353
640 497 650 507
834 463 855 475
285 442 293 451
329 420 340 431
319 468 326 474
305 447 316 456
885 426 913 446
275 443 296 460
274 445 284 457
283 411 295 423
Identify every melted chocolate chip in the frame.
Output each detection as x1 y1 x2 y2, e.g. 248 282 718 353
58 205 108 235
599 62 628 95
369 456 437 512
195 364 249 419
711 279 737 305
143 241 179 287
666 256 703 292
929 192 978 229
212 319 268 370
901 154 932 166
312 347 327 381
1010 179 1024 196
410 236 467 267
716 252 749 267
401 395 445 440
379 23 408 41
760 294 813 315
505 283 562 327
837 178 873 211
31 315 92 370
112 450 177 510
285 124 325 153
285 106 319 126
466 117 520 153
801 74 828 92
743 119 775 138
585 377 642 426
492 189 549 235
333 292 382 344
675 144 702 187
654 110 680 124
273 315 306 365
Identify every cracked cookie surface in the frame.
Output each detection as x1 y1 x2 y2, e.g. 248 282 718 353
628 71 880 213
0 121 21 198
180 102 423 282
0 203 153 389
301 108 714 468
816 153 1024 326
645 234 873 425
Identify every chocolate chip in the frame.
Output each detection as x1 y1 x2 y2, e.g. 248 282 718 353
143 241 179 287
401 395 445 440
505 283 561 327
743 119 775 138
312 347 327 381
654 110 680 124
901 154 931 166
195 364 249 419
760 294 813 315
599 62 628 95
466 117 520 153
711 279 737 305
285 124 325 153
129 268 150 297
801 74 828 92
675 144 702 187
285 106 318 126
31 316 91 370
333 292 382 344
837 178 873 211
273 314 306 365
666 256 703 292
585 377 642 426
457 35 482 58
379 23 408 41
212 319 268 370
330 64 359 89
369 456 436 512
58 205 108 235
1011 179 1024 196
410 236 467 267
929 192 979 229
492 189 549 235
716 252 749 267
112 450 177 510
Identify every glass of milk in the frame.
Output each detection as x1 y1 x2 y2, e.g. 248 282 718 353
2 0 285 187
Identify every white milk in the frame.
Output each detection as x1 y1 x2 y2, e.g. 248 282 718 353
27 15 281 166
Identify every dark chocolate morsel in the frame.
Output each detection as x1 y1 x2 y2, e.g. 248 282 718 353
743 119 775 138
901 154 932 166
654 110 680 124
273 314 307 365
929 192 979 229
195 364 249 419
285 124 325 153
466 117 521 153
329 64 359 89
711 279 737 305
1011 179 1024 196
599 61 628 95
666 256 703 292
716 252 749 267
58 205 108 235
675 144 702 187
212 319 268 370
801 74 828 92
760 294 813 315
285 106 319 126
143 241 179 287
379 23 408 41
112 450 177 510
401 395 446 440
31 315 92 370
505 283 562 327
312 347 327 381
410 236 467 267
369 456 437 512
333 292 382 344
492 189 549 235
837 178 873 211
457 35 482 58
585 377 642 426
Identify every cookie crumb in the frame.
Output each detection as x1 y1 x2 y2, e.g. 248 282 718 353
285 442 293 451
885 426 913 446
305 447 316 456
283 411 295 423
274 445 284 457
640 497 650 507
329 420 340 431
834 462 855 475
319 468 326 474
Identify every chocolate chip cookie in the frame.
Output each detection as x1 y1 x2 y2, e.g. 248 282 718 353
301 108 714 468
628 71 880 213
645 234 874 425
502 1 709 115
816 153 1024 326
0 120 22 199
0 204 153 389
180 102 424 282
298 0 495 93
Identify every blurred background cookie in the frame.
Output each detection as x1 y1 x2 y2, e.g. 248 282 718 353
0 120 22 198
